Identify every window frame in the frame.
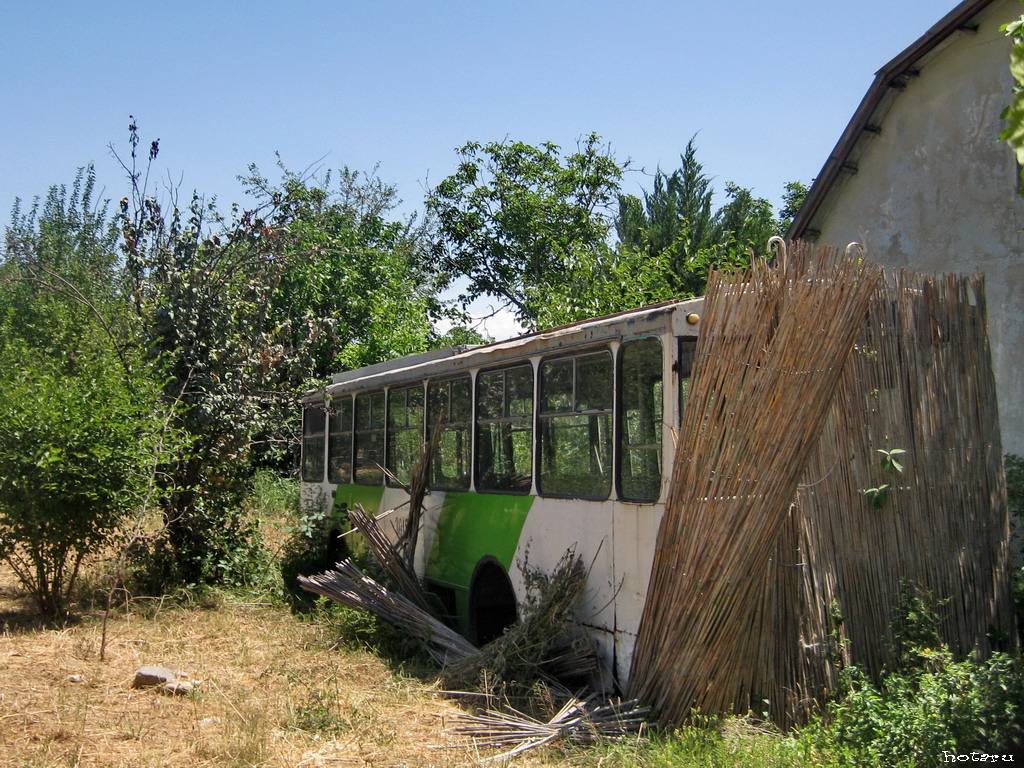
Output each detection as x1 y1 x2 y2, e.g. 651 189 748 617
327 395 354 484
616 336 665 504
474 362 534 495
385 382 425 488
426 374 473 491
677 337 697 427
353 389 386 486
536 347 614 500
301 404 327 483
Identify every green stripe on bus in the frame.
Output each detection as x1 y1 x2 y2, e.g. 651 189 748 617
424 492 533 591
330 484 385 517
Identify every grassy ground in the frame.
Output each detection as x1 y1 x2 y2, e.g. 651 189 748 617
0 475 820 768
0 562 825 768
0 568 497 767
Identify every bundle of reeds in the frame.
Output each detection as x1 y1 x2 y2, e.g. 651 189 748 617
298 559 478 665
440 550 595 694
444 695 650 762
347 503 430 613
629 243 883 726
791 271 1013 696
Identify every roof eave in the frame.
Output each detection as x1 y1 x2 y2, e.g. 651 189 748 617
788 0 994 241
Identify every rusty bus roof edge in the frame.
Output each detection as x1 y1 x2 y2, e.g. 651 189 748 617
301 297 704 402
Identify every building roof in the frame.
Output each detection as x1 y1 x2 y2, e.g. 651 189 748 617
788 0 996 240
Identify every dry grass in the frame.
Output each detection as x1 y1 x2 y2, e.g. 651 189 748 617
0 563 571 767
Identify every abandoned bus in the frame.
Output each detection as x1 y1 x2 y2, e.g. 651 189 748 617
299 298 702 685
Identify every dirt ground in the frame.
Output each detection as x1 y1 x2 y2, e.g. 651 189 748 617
0 564 565 768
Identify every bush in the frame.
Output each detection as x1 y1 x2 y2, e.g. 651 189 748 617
802 583 1024 766
0 341 165 617
278 489 342 610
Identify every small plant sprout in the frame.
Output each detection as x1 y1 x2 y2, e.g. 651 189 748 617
877 448 906 474
862 484 892 510
860 449 906 509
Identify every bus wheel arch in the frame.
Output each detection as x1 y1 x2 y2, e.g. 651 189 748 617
468 557 518 646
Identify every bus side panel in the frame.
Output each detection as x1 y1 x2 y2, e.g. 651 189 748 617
424 492 534 632
512 498 618 675
610 499 666 687
331 484 386 518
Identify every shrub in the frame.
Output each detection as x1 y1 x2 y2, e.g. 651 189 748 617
0 341 165 616
802 583 1024 766
278 489 341 610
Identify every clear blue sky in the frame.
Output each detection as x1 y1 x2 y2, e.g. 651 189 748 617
1 1 972 224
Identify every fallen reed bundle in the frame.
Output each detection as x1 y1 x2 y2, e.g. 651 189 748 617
444 695 650 762
300 548 598 694
347 503 431 613
440 550 595 694
629 243 883 726
298 559 478 665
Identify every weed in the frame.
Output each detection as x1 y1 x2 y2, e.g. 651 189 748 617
576 715 810 768
800 582 1024 766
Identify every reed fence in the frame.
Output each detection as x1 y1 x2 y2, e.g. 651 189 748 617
628 243 1013 728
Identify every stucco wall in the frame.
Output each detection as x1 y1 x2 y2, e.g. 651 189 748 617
811 0 1024 456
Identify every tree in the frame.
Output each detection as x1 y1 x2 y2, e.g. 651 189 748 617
115 123 439 584
778 180 810 231
615 138 787 297
525 242 677 329
0 169 166 616
427 134 624 328
616 138 715 262
259 164 439 380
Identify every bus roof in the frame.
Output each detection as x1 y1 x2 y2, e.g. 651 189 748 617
305 297 704 402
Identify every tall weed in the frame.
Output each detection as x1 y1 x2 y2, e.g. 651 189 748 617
801 582 1024 766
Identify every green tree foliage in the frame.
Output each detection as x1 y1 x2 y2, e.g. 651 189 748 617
429 134 802 331
258 164 438 378
778 180 810 232
427 133 624 328
615 138 784 298
116 123 437 585
527 242 677 329
0 169 166 616
1001 9 1024 190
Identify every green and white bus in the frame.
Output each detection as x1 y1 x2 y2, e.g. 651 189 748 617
300 298 702 686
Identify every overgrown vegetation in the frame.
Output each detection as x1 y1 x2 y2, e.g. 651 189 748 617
1 118 1018 765
799 582 1024 766
0 169 169 617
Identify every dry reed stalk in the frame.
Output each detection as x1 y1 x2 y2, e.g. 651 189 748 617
397 414 443 566
629 243 883 726
442 695 650 762
788 271 1014 708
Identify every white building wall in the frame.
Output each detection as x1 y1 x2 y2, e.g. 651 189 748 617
811 0 1024 456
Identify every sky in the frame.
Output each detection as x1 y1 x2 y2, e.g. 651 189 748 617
0 1 977 338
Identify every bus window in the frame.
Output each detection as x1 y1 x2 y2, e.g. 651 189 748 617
428 375 472 490
301 405 326 483
619 338 663 502
327 396 353 484
354 391 385 485
538 350 612 498
476 364 533 493
387 383 424 486
678 338 696 425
